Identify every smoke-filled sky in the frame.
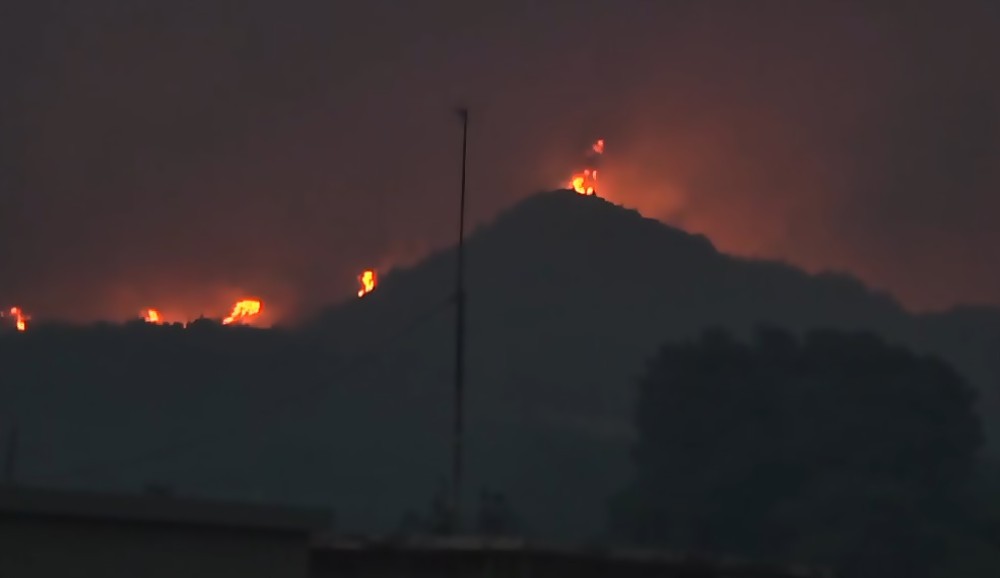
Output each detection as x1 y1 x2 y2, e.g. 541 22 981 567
2 0 998 322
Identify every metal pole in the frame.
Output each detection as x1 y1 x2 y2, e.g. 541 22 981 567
452 107 469 533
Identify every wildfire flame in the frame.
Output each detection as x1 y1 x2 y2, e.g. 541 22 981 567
4 302 271 330
357 269 377 298
221 299 262 325
6 307 28 332
568 138 605 196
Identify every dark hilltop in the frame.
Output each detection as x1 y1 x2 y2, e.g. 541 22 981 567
3 190 1000 546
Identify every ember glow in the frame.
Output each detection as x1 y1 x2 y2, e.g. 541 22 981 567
357 269 377 298
7 307 28 332
221 299 263 325
142 308 162 324
568 139 605 196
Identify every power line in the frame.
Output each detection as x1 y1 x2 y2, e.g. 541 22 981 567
34 297 453 483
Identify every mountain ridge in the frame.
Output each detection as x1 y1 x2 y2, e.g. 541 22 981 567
3 189 998 543
308 189 1000 536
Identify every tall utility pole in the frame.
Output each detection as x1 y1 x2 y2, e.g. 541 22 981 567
452 107 469 533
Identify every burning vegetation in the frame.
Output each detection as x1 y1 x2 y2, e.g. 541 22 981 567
567 139 605 196
221 299 263 325
7 141 603 330
2 307 29 332
137 300 264 327
358 269 377 298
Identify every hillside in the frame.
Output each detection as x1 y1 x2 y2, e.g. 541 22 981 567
3 190 999 541
311 190 1000 537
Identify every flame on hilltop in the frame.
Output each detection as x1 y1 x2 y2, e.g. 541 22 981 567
570 170 598 196
222 299 262 325
7 307 28 332
138 301 264 326
4 301 267 329
358 269 377 298
568 139 605 196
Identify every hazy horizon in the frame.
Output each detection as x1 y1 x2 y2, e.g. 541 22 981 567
3 1 997 322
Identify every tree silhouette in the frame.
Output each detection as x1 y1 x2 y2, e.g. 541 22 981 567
609 326 985 578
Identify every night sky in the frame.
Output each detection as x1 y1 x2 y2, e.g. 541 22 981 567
2 0 997 323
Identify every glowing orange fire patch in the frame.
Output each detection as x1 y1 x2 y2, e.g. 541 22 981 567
222 299 262 325
9 307 28 332
357 269 377 298
567 138 605 196
142 308 162 324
